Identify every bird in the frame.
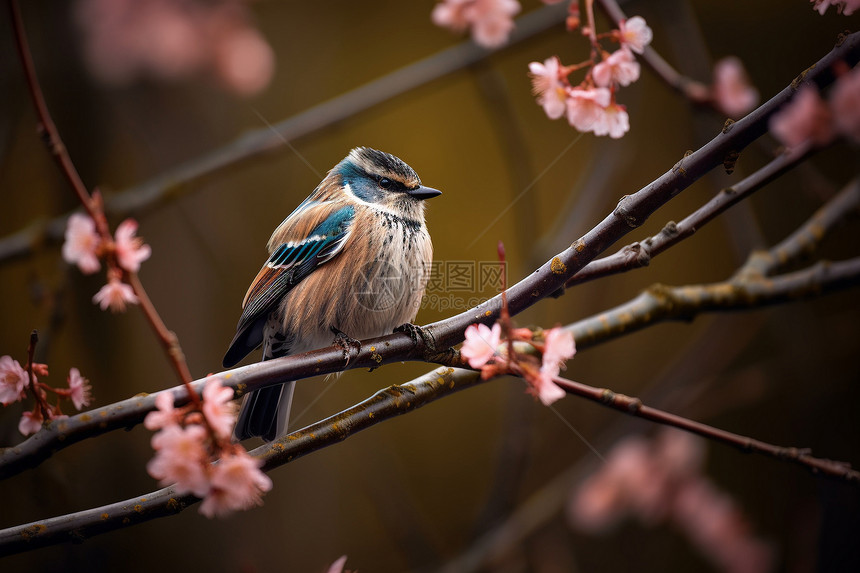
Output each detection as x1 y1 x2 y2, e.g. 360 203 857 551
223 147 441 441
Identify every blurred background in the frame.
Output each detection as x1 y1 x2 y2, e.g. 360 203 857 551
1 0 859 571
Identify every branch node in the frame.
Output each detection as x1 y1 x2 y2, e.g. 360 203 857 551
613 195 639 228
660 221 679 239
599 388 616 404
723 150 740 175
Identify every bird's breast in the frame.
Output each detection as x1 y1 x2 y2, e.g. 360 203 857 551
276 208 433 352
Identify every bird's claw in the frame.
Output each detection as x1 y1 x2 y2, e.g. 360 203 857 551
331 326 361 366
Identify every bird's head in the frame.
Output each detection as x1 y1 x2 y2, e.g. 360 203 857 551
333 147 441 218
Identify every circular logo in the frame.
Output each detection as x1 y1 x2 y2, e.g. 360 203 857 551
353 259 407 313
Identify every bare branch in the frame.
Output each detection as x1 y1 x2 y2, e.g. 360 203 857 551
552 375 859 482
566 143 818 287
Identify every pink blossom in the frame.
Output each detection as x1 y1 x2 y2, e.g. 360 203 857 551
526 368 566 406
92 278 140 313
830 66 860 142
144 391 182 431
62 213 101 274
566 87 611 133
202 377 237 440
541 327 576 373
67 367 92 410
74 0 275 97
19 410 43 436
471 1 520 49
529 56 568 119
114 219 151 273
199 449 272 517
811 0 860 15
461 323 502 368
148 423 211 497
618 16 652 54
570 436 659 532
432 0 521 49
432 0 471 33
595 102 630 139
769 85 835 149
712 57 759 118
569 429 772 572
673 478 774 573
0 355 28 405
214 26 275 97
593 48 640 88
326 555 349 573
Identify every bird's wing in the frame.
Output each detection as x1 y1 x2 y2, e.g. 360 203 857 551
222 204 355 367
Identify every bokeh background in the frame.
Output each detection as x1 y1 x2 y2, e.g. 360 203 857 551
1 1 859 571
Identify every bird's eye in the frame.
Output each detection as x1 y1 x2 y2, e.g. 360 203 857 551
378 177 392 189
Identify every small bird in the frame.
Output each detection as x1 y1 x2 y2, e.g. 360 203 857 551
223 147 441 441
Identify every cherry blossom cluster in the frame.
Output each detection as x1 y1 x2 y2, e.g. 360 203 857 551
569 429 774 573
811 0 860 15
63 205 151 313
528 7 652 139
1 354 91 436
144 377 273 518
769 64 860 151
431 0 522 49
74 0 274 96
461 322 575 406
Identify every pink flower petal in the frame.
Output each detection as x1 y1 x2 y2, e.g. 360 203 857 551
62 213 101 274
92 278 140 313
114 219 152 273
0 355 28 406
461 323 502 368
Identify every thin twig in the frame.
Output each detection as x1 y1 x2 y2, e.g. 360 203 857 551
565 143 819 288
551 375 859 482
596 0 711 104
9 0 193 387
8 0 95 216
125 273 193 386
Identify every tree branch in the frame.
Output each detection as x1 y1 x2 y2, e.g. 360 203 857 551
597 0 711 104
9 0 194 386
0 3 569 264
2 32 859 480
565 143 818 288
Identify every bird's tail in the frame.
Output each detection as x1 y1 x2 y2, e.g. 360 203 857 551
233 382 295 442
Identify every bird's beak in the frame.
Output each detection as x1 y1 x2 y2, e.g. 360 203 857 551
408 185 442 200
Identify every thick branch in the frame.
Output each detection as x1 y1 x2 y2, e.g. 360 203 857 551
572 256 860 349
3 203 860 550
423 31 860 351
3 35 860 480
741 179 860 278
0 367 481 556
